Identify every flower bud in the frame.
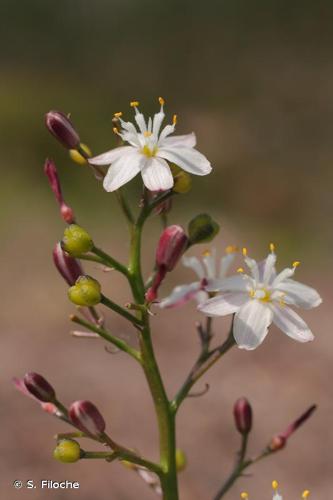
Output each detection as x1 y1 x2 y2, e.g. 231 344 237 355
233 397 252 435
69 143 92 165
53 242 83 286
175 449 187 472
44 158 75 223
53 439 81 463
69 400 106 436
156 225 188 272
62 224 93 257
23 372 56 403
68 276 101 306
269 435 286 452
45 110 80 149
188 213 220 245
171 165 192 194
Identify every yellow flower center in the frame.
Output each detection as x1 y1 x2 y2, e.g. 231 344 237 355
142 145 158 157
250 288 271 302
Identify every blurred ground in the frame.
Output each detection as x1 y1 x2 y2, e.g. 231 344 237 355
1 1 332 499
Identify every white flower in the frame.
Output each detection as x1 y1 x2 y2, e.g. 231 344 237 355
159 246 237 308
198 244 322 350
89 98 212 192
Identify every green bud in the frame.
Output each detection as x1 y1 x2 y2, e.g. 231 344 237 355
170 165 192 194
68 276 101 306
62 224 93 257
53 439 81 463
188 214 220 245
175 448 187 472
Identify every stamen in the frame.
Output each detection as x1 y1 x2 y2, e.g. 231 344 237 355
292 261 300 268
114 112 122 118
143 131 152 137
237 267 245 273
202 249 211 257
279 293 286 307
242 247 248 256
302 490 310 499
249 289 255 298
112 127 119 134
172 114 177 125
272 480 279 491
130 101 139 107
270 242 275 252
225 245 238 254
240 493 248 500
158 97 165 106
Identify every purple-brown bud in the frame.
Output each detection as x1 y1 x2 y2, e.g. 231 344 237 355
44 158 75 223
53 242 83 286
69 400 106 436
23 372 56 403
45 110 80 149
233 397 252 434
156 225 188 272
268 404 316 453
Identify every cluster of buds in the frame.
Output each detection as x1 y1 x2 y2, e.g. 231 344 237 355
146 225 189 302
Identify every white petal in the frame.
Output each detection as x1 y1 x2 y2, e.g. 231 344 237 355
275 279 322 309
141 157 174 191
159 282 202 308
234 300 273 350
219 253 235 279
206 274 252 293
103 151 145 192
244 255 259 281
152 111 165 137
89 146 135 165
258 258 276 283
262 252 277 285
157 146 212 176
182 256 205 279
202 248 217 279
272 267 295 287
271 304 314 342
198 292 247 317
161 133 196 148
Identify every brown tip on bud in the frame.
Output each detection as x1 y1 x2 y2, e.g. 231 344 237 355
45 110 80 149
53 242 83 286
23 372 56 403
156 225 188 272
69 400 106 436
233 397 252 435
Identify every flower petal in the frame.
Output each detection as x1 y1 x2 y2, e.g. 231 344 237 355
157 146 212 175
89 146 135 166
103 151 145 192
141 157 174 191
182 256 205 279
234 300 273 350
206 274 252 293
271 304 314 342
161 133 196 148
159 282 202 308
275 279 322 309
198 292 247 317
219 253 236 279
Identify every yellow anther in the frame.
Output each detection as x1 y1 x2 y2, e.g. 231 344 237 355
249 289 255 298
225 245 238 254
302 490 310 499
270 242 275 252
240 493 248 499
143 131 152 137
242 247 248 256
173 114 177 125
237 267 244 273
113 127 119 134
292 261 301 268
158 96 165 106
272 480 279 491
114 112 122 118
130 100 139 107
202 249 211 257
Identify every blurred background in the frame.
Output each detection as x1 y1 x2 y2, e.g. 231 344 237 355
1 0 332 498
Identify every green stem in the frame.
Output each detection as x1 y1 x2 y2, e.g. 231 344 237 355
92 246 129 276
100 295 143 327
115 189 135 227
70 314 141 361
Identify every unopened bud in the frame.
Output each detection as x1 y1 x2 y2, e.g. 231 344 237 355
68 276 101 306
188 213 220 245
44 158 75 223
53 242 83 286
53 439 82 463
45 110 80 149
62 224 93 257
156 225 188 272
171 165 192 194
176 449 187 472
69 400 106 436
69 143 92 165
269 435 286 452
23 372 56 403
233 397 252 435
269 405 316 453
